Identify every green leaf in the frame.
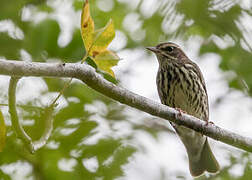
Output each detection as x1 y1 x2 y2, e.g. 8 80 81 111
85 56 97 69
94 50 119 77
0 109 6 152
100 71 118 84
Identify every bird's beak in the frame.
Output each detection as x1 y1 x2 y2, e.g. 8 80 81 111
146 46 159 53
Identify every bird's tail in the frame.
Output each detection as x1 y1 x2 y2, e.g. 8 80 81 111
189 139 220 177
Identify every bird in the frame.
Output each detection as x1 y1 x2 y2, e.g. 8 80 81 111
146 42 219 176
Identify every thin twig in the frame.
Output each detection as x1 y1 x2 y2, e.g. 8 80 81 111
8 76 55 153
32 105 54 152
50 54 88 106
8 77 33 152
50 78 73 105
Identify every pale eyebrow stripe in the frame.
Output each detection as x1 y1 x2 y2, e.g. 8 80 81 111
157 43 180 49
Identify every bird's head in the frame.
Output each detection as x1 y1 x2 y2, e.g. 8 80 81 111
146 42 188 65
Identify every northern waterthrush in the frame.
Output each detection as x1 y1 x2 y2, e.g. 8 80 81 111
147 42 219 176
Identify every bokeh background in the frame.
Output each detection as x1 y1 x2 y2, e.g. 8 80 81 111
0 0 252 179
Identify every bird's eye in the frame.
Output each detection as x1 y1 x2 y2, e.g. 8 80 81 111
164 46 174 52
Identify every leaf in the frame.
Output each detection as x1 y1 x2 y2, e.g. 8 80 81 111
100 71 118 84
85 56 97 69
80 0 118 77
0 109 6 152
81 0 94 52
90 19 115 56
93 50 119 77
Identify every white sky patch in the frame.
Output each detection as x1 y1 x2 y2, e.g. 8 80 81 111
228 163 245 178
82 157 99 173
0 20 24 40
109 30 128 52
140 0 160 18
21 5 48 23
210 34 235 49
240 0 252 9
15 77 48 102
97 0 114 12
210 0 236 12
130 29 146 42
114 48 159 99
20 49 32 62
59 127 78 136
66 97 80 103
49 0 79 47
82 101 134 145
21 0 80 48
80 115 111 145
46 140 60 149
21 119 35 126
0 161 33 180
162 13 184 34
103 156 114 166
237 12 252 52
123 13 143 33
70 149 82 158
7 76 68 112
118 131 189 180
112 121 132 138
117 0 141 10
58 158 77 172
84 100 108 116
65 118 81 125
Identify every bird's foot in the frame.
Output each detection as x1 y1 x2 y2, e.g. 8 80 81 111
205 121 214 126
175 108 186 117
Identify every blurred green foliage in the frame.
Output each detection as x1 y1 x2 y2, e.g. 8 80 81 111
0 0 252 179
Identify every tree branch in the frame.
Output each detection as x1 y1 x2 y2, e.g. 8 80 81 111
8 76 54 153
1 59 252 152
8 77 33 152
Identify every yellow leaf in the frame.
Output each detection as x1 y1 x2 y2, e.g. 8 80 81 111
94 50 119 77
80 1 119 78
81 0 95 52
90 19 115 56
0 109 6 152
